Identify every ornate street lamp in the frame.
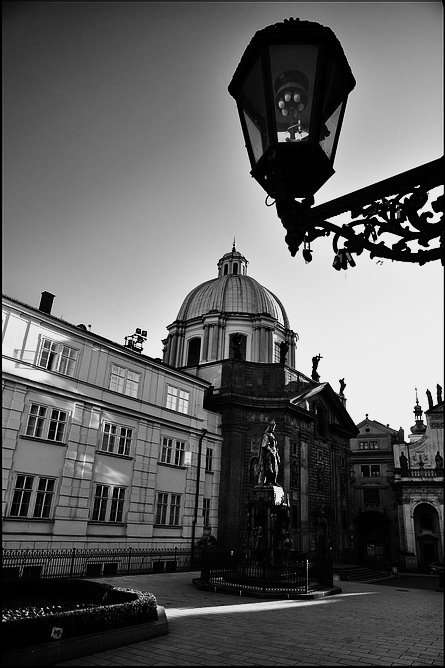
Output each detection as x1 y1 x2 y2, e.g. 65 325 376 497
229 18 444 268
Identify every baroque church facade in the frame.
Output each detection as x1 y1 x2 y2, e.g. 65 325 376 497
162 245 358 559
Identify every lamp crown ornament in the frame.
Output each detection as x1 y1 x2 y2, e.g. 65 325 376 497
229 18 444 268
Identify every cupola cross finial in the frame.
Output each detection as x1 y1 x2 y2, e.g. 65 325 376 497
232 237 236 253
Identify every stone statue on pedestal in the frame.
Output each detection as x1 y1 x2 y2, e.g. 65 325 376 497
257 420 280 486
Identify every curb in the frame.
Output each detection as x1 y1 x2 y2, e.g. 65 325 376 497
1 605 168 666
192 577 342 599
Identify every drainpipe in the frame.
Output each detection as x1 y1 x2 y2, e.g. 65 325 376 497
190 428 207 566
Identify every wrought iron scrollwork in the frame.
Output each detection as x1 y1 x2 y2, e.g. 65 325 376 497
277 157 444 267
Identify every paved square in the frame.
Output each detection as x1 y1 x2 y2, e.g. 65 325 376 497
56 571 443 666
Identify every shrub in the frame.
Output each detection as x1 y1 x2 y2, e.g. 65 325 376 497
2 579 158 651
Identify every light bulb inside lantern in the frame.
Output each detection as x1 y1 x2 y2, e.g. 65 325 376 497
284 92 291 102
278 99 285 109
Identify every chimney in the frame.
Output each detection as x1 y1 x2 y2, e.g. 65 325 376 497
39 291 55 315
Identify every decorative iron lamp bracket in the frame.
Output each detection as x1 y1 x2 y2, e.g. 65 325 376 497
277 156 444 267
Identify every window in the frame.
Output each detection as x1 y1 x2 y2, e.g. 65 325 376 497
155 492 181 526
109 364 140 398
9 474 56 518
363 489 380 507
203 498 211 527
205 447 213 472
36 337 78 376
186 338 201 366
166 385 189 414
91 484 126 522
101 423 133 456
160 437 186 466
359 441 379 450
360 464 381 478
25 403 68 443
229 333 247 360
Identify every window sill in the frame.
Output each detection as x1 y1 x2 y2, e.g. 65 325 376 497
20 435 66 446
96 450 133 460
87 521 126 526
157 462 187 470
5 516 55 523
153 524 181 529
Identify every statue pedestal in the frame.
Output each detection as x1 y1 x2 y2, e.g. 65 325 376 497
245 485 291 563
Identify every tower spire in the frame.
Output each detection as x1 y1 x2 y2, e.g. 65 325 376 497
411 387 426 435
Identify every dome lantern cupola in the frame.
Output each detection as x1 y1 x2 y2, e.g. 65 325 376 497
217 239 248 277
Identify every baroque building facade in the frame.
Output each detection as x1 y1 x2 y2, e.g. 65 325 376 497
162 245 358 560
2 292 222 550
349 417 404 569
349 388 443 570
393 388 443 568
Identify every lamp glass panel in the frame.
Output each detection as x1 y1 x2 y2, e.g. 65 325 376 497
319 100 343 160
268 44 319 144
239 56 268 164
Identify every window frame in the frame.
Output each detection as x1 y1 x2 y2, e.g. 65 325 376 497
166 385 190 414
9 473 57 519
109 363 140 398
25 402 68 443
205 447 213 473
360 464 381 478
203 498 211 527
160 437 186 467
36 336 78 377
100 421 133 456
155 492 182 526
90 483 127 523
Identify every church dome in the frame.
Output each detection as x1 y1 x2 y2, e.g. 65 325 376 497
177 244 289 327
163 244 297 369
177 276 289 328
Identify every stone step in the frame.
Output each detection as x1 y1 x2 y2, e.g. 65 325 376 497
335 565 387 582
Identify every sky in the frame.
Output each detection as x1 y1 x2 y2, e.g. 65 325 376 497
3 1 444 437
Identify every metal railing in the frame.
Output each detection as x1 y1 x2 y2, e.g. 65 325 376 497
199 550 334 594
1 546 199 580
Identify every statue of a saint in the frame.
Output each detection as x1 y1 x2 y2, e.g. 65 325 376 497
399 452 409 471
437 384 443 405
435 451 443 469
339 378 346 395
257 420 280 486
426 389 433 410
311 354 322 381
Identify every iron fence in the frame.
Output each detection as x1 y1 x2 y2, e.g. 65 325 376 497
1 546 199 580
200 550 334 594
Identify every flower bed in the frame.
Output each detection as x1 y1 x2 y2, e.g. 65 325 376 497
2 578 159 652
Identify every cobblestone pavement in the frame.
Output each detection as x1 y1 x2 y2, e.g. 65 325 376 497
56 571 443 667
